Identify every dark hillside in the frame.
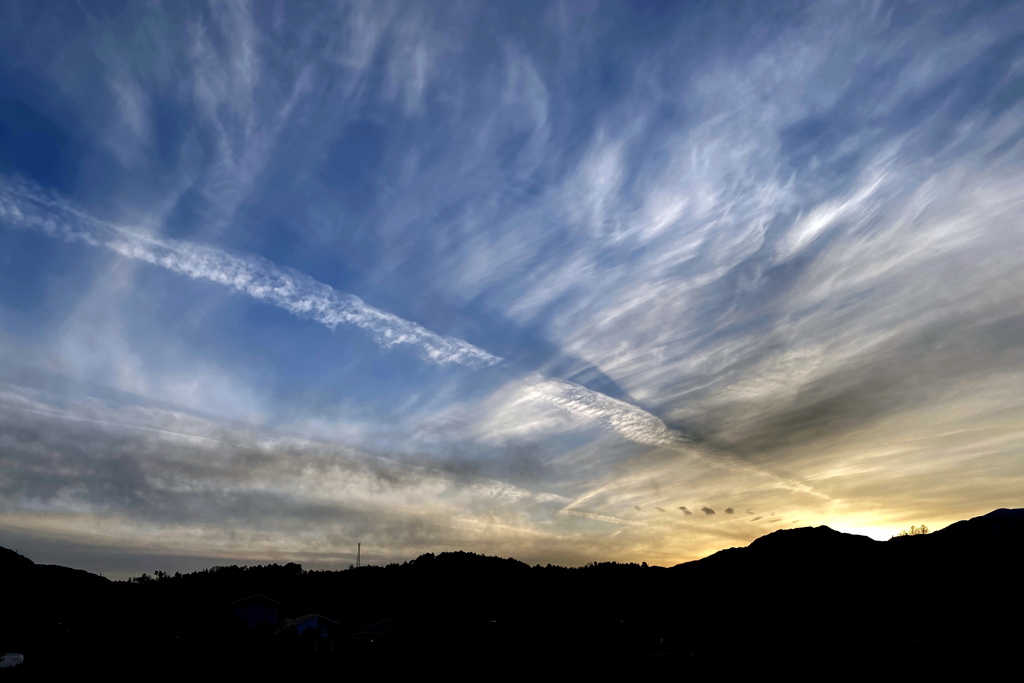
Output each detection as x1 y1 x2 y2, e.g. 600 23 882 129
2 508 1021 675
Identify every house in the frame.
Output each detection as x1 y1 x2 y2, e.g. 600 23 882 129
351 616 395 645
351 617 401 655
276 613 343 640
272 613 344 654
229 594 282 627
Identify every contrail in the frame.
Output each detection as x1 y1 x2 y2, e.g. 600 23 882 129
0 176 502 368
521 378 679 446
526 377 834 505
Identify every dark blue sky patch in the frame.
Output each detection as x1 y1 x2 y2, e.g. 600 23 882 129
0 98 80 193
320 120 390 214
162 185 211 239
149 96 191 169
0 229 105 339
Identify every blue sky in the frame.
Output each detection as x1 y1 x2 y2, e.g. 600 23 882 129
1 0 1023 576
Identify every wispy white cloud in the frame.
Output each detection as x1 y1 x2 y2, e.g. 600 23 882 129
185 0 317 231
774 168 890 263
0 382 694 573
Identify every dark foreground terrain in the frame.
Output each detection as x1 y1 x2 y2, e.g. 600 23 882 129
2 508 1022 676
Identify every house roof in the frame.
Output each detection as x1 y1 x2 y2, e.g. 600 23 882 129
352 617 395 639
229 593 282 606
276 613 342 632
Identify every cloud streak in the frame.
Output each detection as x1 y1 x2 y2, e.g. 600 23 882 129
519 377 679 447
0 177 501 368
0 382 592 569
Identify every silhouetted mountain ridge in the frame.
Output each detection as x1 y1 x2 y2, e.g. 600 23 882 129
930 506 1024 539
0 545 34 572
670 507 1024 574
686 524 877 566
2 507 1022 674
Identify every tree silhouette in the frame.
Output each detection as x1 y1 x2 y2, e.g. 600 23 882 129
893 525 929 537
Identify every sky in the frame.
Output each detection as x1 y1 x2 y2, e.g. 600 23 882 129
1 0 1023 578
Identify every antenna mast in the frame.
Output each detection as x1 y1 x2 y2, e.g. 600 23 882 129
356 542 361 568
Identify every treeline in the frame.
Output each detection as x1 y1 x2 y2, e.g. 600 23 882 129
2 508 1022 675
125 552 652 584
